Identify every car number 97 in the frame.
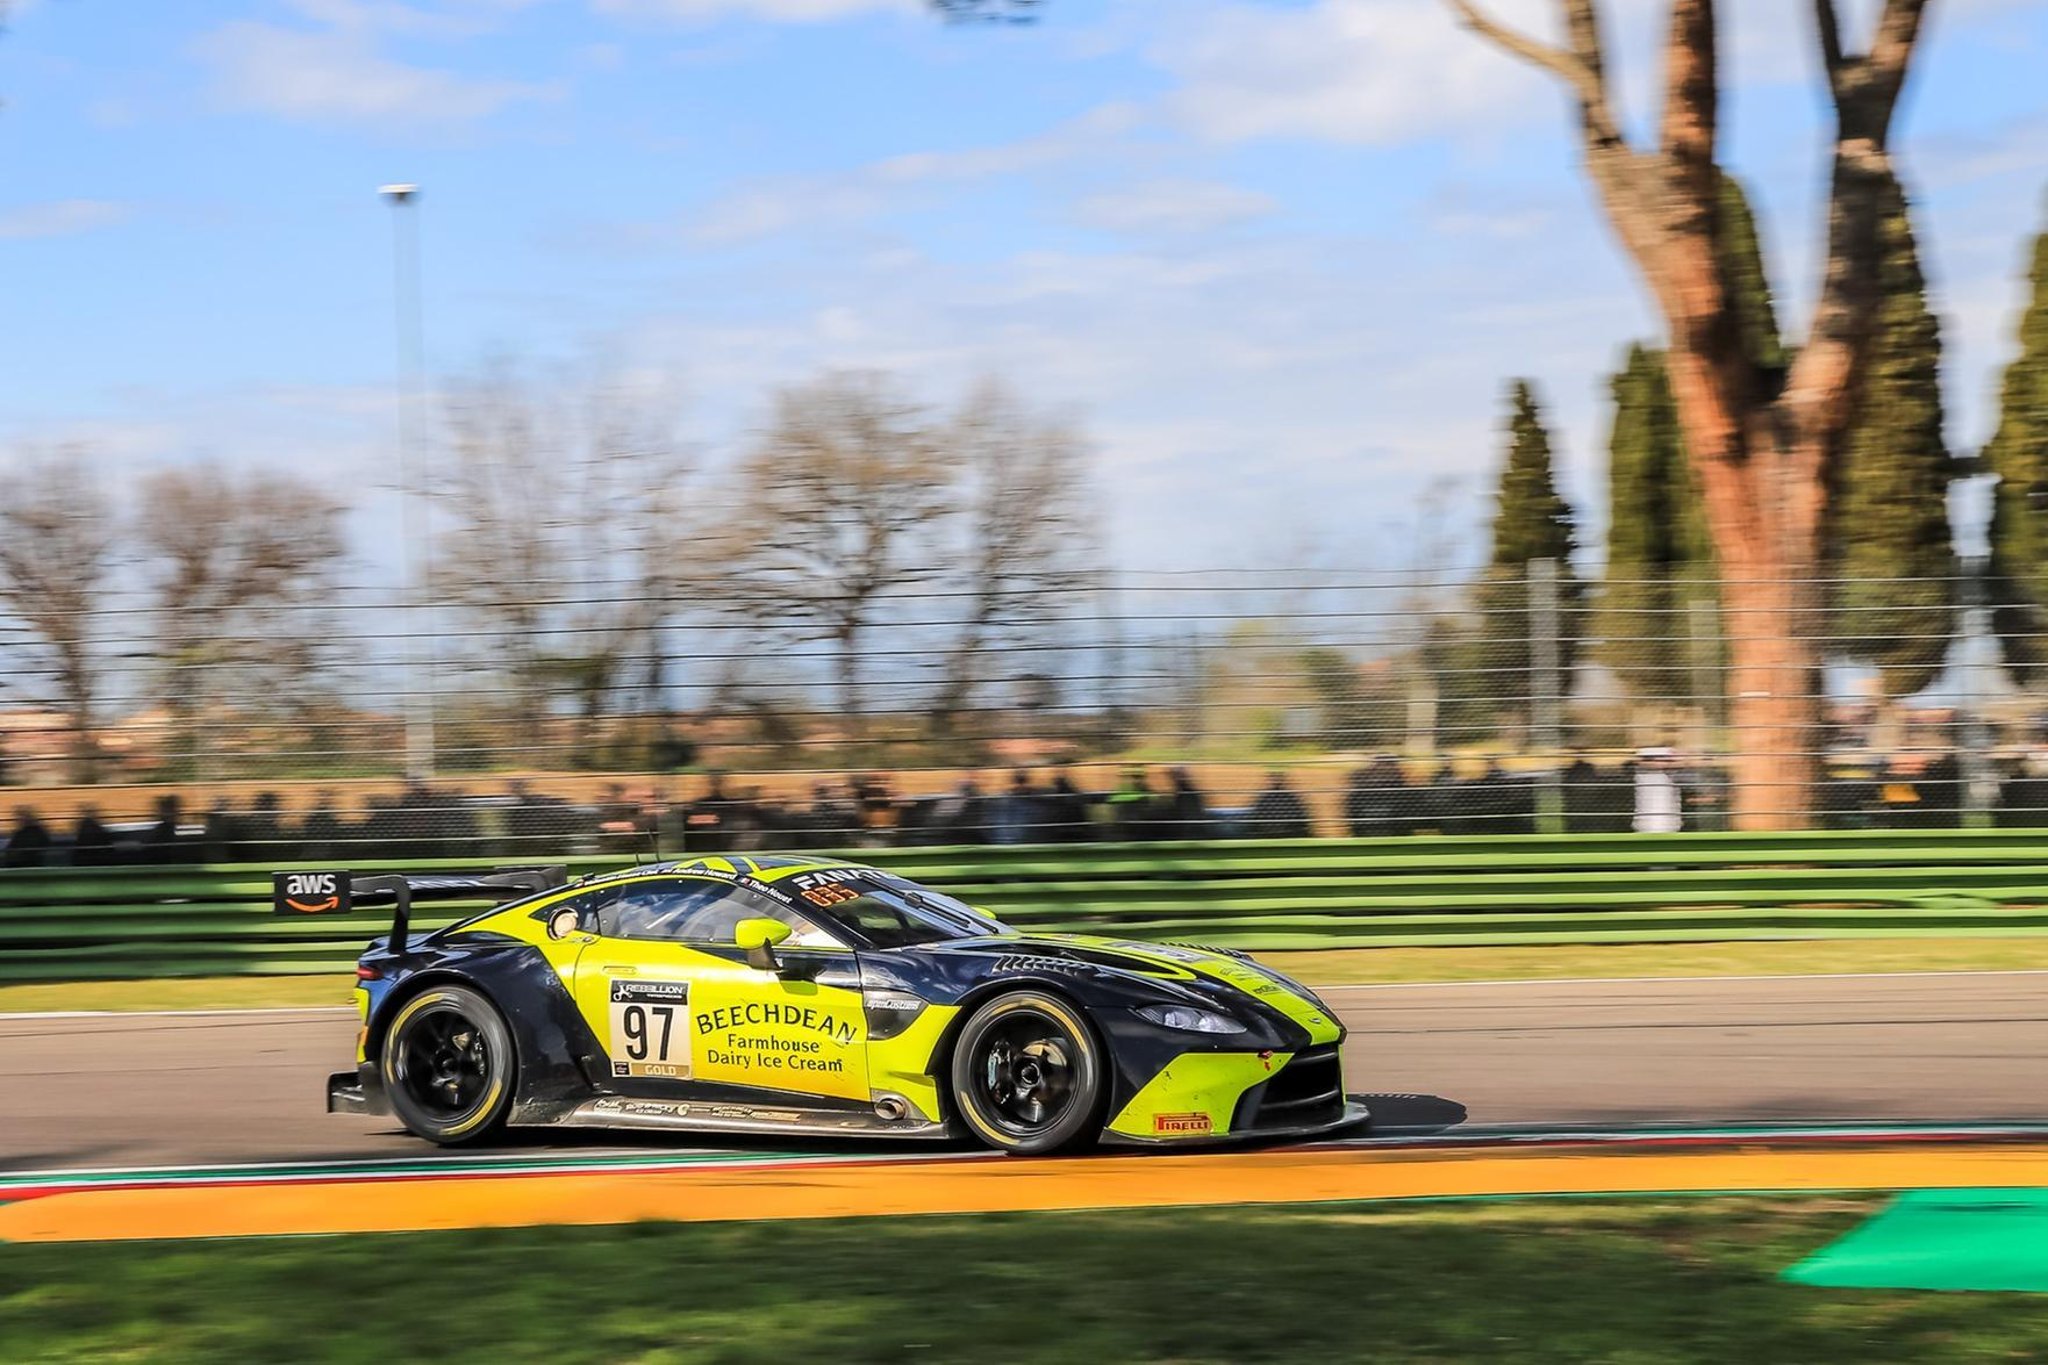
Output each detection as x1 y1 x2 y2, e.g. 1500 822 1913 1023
608 980 692 1078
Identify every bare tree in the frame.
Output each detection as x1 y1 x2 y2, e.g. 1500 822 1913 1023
927 379 1097 737
436 363 693 766
727 372 954 732
0 448 119 781
1443 0 1932 827
135 462 350 776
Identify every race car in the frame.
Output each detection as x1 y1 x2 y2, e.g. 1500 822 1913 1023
281 854 1366 1155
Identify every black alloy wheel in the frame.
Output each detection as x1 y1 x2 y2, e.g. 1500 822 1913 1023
380 985 515 1144
950 991 1104 1155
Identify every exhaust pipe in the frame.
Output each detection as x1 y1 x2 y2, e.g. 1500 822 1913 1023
874 1095 910 1122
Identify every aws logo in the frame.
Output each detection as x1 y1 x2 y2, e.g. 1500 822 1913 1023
272 872 351 916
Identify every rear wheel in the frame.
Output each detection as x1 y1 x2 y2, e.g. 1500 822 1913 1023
379 984 514 1144
949 991 1104 1155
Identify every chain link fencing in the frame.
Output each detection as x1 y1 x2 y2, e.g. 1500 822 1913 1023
1 561 2040 863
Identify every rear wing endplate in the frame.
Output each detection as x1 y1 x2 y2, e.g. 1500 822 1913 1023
271 867 568 953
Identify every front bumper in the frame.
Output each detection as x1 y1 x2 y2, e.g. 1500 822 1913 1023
1102 1040 1364 1146
327 1064 391 1116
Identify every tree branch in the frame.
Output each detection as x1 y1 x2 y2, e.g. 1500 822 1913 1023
1864 0 1930 124
1559 1 1620 138
1443 0 1622 145
1785 0 1931 461
1812 0 1845 87
1559 0 1604 70
1658 0 1717 171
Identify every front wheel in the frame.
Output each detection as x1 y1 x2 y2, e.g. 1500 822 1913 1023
379 984 515 1144
949 991 1105 1155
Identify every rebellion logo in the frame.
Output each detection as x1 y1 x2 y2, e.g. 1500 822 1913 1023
1153 1112 1212 1135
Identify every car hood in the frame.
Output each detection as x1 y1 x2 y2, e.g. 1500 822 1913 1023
933 932 1343 1046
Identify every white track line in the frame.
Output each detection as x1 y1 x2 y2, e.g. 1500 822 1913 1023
0 1006 355 1021
1311 968 2048 992
4 967 2046 1022
0 1148 995 1189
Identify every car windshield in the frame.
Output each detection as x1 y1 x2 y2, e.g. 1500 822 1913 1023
829 877 1010 949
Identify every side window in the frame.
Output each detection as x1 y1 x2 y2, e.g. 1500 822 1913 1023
599 882 741 941
589 880 845 947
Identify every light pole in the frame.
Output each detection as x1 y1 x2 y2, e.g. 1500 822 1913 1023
382 182 436 781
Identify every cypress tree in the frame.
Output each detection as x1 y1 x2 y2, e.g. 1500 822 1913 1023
1474 380 1582 719
1591 345 1711 703
1824 172 1958 697
1986 217 2048 678
1719 173 1787 380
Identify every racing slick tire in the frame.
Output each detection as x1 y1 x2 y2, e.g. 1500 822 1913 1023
949 990 1105 1156
379 984 515 1145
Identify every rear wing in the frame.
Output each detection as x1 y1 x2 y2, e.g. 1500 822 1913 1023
271 867 568 953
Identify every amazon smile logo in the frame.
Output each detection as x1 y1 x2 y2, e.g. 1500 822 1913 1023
273 872 350 916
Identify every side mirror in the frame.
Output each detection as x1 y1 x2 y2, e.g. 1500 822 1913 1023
547 907 583 940
734 917 794 973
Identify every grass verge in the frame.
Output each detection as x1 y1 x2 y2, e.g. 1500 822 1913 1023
7 935 2048 1013
0 976 354 1013
3 1197 2045 1363
1259 935 2048 986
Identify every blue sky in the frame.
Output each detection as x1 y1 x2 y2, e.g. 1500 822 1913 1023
2 0 2045 576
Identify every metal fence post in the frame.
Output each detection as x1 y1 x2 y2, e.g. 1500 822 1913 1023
1530 558 1563 834
1959 555 1997 828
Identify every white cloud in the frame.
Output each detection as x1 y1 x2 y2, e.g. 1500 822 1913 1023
1425 182 1559 241
195 18 557 125
1138 0 1996 149
1149 0 1555 146
1072 178 1276 235
693 179 889 245
591 0 916 22
873 104 1142 183
688 103 1141 244
0 200 132 241
283 0 487 38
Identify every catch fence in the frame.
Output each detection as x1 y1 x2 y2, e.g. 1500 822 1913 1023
3 563 2042 854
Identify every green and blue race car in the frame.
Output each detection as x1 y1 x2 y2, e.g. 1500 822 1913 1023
287 854 1366 1155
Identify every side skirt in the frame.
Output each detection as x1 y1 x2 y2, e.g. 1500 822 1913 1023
552 1095 959 1141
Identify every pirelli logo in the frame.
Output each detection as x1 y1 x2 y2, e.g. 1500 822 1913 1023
1153 1112 1212 1135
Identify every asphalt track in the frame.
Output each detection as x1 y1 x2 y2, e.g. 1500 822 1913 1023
5 970 2047 1172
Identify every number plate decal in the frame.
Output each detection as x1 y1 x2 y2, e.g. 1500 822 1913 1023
608 979 692 1079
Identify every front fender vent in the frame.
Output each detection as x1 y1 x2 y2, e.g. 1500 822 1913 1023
1163 941 1251 960
990 954 1091 979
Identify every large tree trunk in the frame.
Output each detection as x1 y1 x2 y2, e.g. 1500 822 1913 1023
1667 349 1830 828
1718 564 1819 827
1446 0 1930 830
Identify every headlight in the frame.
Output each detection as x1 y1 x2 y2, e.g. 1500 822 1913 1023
1136 1004 1247 1034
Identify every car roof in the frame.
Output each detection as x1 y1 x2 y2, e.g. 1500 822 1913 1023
644 853 879 885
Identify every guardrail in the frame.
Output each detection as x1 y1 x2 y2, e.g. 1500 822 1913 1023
5 830 2048 982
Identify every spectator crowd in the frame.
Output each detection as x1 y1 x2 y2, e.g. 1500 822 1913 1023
0 752 2017 868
